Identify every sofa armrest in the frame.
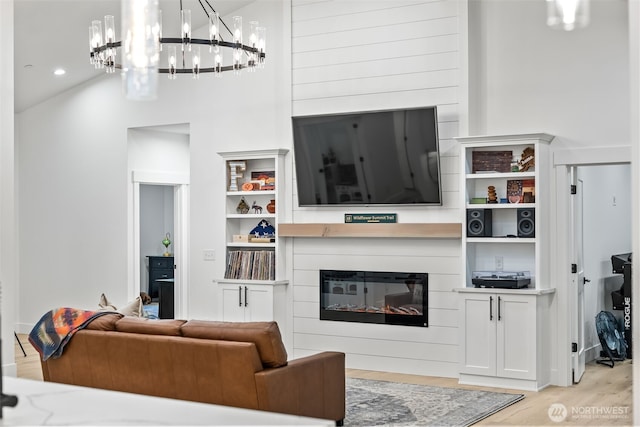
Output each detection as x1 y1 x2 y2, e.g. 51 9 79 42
254 351 345 423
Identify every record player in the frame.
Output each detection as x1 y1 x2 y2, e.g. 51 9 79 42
472 271 531 289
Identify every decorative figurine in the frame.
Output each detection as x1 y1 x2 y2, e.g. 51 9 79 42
487 185 498 203
519 147 535 171
266 199 276 214
228 161 246 191
236 197 250 214
251 201 263 214
162 232 172 256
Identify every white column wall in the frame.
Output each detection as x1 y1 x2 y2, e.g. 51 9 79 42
0 0 16 375
628 1 639 424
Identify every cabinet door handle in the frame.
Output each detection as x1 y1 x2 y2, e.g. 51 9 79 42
244 286 248 307
489 296 493 321
498 296 502 321
238 286 242 307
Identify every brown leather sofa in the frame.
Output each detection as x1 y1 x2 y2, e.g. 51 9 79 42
39 314 345 424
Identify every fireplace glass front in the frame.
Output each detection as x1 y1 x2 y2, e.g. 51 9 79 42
320 270 428 327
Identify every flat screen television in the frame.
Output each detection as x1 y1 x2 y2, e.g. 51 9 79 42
292 106 442 206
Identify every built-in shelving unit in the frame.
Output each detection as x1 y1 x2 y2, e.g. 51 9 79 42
216 149 289 325
455 133 555 391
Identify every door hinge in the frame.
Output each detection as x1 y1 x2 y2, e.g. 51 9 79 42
572 342 578 353
570 185 577 195
571 264 577 273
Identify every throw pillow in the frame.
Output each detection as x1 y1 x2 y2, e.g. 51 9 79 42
118 296 143 317
98 294 143 317
98 293 117 311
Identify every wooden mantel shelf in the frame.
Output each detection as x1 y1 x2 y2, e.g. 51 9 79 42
278 223 462 239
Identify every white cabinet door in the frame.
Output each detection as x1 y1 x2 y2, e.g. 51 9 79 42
219 283 276 322
220 284 247 322
460 293 497 376
497 293 537 380
461 292 537 381
244 285 274 321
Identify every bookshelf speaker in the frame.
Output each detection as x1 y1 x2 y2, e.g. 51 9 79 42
517 208 535 238
467 209 492 237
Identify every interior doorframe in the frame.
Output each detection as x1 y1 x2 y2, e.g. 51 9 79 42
553 145 631 387
129 171 190 319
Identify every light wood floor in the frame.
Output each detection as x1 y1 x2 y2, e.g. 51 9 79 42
14 334 633 426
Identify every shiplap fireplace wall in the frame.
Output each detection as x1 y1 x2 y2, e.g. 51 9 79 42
289 0 466 377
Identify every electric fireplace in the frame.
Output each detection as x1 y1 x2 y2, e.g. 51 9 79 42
320 270 428 327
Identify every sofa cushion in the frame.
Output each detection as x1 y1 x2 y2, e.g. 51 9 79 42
115 317 186 336
86 313 123 331
181 321 288 368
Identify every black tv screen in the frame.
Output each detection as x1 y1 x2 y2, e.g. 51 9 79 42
292 107 442 206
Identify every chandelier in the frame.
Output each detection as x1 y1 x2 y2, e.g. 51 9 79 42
546 0 589 31
89 0 266 99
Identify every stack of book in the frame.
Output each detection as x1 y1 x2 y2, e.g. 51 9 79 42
224 250 275 280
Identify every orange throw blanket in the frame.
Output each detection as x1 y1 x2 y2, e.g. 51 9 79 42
28 308 112 361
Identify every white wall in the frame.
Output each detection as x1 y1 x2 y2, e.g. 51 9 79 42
469 0 629 146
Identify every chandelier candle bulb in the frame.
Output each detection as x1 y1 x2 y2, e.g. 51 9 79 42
104 15 116 73
181 9 191 51
249 21 258 69
192 46 201 79
90 20 104 68
168 45 177 80
214 47 222 75
233 16 243 45
209 12 219 45
88 27 96 64
257 27 266 67
104 15 115 43
233 16 243 72
157 9 163 50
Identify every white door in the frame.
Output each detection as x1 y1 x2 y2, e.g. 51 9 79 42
245 286 274 321
497 294 536 380
459 293 496 376
570 170 586 383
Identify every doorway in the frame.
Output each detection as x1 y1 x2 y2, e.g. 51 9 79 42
127 125 190 319
554 146 631 387
140 184 175 316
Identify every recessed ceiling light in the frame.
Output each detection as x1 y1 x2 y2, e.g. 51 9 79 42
53 68 66 76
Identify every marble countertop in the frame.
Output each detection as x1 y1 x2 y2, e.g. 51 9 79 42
0 377 334 426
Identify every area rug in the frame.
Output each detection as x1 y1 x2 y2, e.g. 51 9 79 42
345 377 524 426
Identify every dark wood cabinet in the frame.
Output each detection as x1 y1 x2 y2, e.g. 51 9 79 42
148 256 174 300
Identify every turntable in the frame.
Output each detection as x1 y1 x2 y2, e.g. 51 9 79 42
472 271 531 289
